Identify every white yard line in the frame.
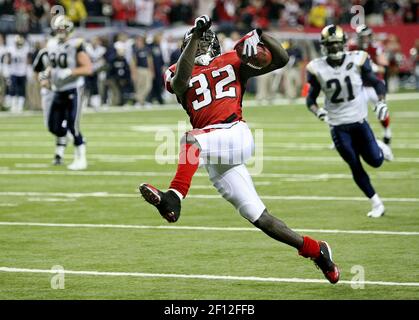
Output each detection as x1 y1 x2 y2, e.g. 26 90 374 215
188 194 419 202
0 168 417 180
0 141 160 148
0 266 418 287
1 191 419 203
14 163 50 168
0 91 417 118
2 130 419 139
2 141 419 150
3 121 419 129
27 197 76 202
2 153 419 163
0 221 418 236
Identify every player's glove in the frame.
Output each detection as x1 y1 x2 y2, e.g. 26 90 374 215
374 100 389 121
57 68 73 81
239 29 262 57
38 70 50 82
192 15 211 36
316 107 328 121
38 68 51 89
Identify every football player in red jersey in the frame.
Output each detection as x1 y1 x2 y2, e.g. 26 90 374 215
139 15 340 284
349 25 392 146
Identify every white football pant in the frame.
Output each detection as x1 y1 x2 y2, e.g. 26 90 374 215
190 121 266 222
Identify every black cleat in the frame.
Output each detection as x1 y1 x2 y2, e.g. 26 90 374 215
53 155 63 166
383 136 391 145
139 183 181 223
313 241 340 284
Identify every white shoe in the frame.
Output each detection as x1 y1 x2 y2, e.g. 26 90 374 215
144 102 152 109
367 203 385 218
67 158 87 170
376 139 394 161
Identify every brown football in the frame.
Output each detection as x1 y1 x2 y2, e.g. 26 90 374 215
235 43 273 69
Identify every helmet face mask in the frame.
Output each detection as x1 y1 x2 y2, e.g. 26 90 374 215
15 35 25 48
321 24 346 61
181 29 221 64
52 15 74 43
356 25 373 50
322 41 345 59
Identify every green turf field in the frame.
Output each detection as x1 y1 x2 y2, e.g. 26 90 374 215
0 98 418 299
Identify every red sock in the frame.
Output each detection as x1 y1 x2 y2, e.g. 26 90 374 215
381 115 390 128
169 143 200 198
298 236 320 259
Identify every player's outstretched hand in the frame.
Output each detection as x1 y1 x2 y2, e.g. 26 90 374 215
193 15 211 36
239 29 262 58
316 107 328 121
58 68 73 80
374 100 388 121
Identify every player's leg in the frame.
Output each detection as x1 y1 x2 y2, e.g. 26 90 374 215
139 132 201 222
41 88 54 128
357 121 386 167
140 121 249 222
206 163 339 284
3 77 13 110
331 124 384 217
92 74 101 110
15 76 26 113
9 75 18 113
47 93 68 165
66 88 87 170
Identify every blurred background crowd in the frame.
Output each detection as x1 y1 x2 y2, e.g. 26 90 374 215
0 0 418 111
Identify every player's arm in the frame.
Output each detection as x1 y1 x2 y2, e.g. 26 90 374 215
306 70 327 121
375 47 389 71
171 15 211 96
238 29 289 80
73 50 93 77
32 49 47 73
32 49 51 88
361 58 386 99
361 57 388 120
59 41 92 79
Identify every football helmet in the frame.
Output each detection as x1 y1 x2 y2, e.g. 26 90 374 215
52 15 74 43
320 24 347 61
356 25 373 50
181 28 221 65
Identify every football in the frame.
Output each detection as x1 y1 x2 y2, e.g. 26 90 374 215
235 43 273 69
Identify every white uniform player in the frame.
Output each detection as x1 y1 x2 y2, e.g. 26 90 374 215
47 38 85 92
9 35 30 113
306 24 393 218
44 15 93 170
85 38 106 109
306 50 369 126
0 36 12 109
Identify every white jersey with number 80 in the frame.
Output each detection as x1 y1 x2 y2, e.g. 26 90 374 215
46 37 85 92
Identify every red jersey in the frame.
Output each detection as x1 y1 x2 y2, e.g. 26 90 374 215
348 41 385 80
164 51 245 129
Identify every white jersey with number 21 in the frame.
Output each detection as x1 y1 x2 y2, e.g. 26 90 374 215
307 50 369 126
